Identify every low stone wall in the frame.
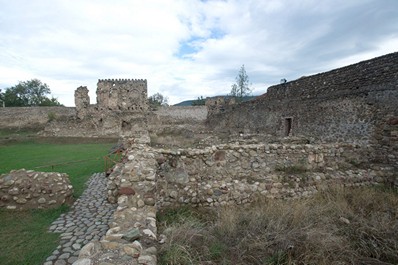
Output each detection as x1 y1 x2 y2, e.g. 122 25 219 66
74 135 157 265
0 169 73 210
155 143 383 207
72 138 396 265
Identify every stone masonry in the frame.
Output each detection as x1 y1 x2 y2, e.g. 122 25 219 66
96 79 148 112
73 134 158 265
74 86 90 120
207 52 398 145
0 169 73 210
43 79 149 138
155 142 393 208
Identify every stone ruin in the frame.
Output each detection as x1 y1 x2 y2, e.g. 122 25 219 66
44 79 149 138
75 79 148 114
74 86 90 120
0 52 396 265
71 52 397 264
0 169 73 210
205 96 236 118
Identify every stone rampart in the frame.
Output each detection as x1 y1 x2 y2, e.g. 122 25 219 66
0 169 73 210
0 106 75 130
207 52 398 146
154 106 207 122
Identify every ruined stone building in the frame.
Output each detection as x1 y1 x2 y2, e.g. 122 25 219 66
1 52 397 265
207 52 398 169
47 79 149 137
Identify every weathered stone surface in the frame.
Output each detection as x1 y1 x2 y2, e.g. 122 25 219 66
72 258 92 265
122 228 140 242
0 170 73 210
118 187 135 196
138 255 156 265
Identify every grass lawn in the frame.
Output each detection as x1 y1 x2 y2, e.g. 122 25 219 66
0 136 118 265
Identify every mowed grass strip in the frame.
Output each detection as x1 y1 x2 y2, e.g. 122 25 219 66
0 206 68 265
0 140 116 196
0 138 117 265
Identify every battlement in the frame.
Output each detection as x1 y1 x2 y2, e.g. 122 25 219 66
98 79 147 83
96 78 148 111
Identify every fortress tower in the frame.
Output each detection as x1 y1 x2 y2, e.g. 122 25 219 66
96 79 148 111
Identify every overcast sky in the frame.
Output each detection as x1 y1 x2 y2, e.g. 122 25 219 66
1 0 397 106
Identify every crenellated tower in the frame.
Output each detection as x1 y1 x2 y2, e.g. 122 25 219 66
96 79 148 111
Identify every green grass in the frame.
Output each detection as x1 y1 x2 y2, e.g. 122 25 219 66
0 128 39 138
0 206 69 265
0 137 118 265
0 140 116 197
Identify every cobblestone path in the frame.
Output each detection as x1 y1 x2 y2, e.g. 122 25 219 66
44 173 116 265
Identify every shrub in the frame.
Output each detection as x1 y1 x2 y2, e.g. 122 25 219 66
47 112 57 122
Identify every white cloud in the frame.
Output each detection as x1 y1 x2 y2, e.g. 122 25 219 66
0 0 397 106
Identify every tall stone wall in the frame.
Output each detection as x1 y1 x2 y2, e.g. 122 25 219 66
207 52 398 144
0 106 75 130
154 106 207 122
207 52 398 172
205 96 235 118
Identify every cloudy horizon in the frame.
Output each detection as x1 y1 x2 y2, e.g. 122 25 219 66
1 0 397 106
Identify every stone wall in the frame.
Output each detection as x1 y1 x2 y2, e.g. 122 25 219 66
154 106 207 122
43 111 148 138
96 79 148 111
43 79 149 138
155 143 385 207
76 136 395 265
207 52 398 146
372 116 398 180
74 134 158 265
74 86 90 120
0 106 75 130
148 106 208 145
205 96 235 118
0 169 73 210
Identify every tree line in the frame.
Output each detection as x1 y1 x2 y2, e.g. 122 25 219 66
0 79 61 107
2 66 251 108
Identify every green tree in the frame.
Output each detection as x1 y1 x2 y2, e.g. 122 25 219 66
192 96 206 106
0 89 4 107
148 92 168 109
2 79 61 107
230 64 251 101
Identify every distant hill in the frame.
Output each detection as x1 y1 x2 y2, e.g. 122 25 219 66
174 100 195 106
174 95 258 106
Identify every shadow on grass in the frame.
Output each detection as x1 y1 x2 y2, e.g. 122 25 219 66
0 205 69 265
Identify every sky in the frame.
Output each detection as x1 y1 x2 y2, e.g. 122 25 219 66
0 0 397 106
